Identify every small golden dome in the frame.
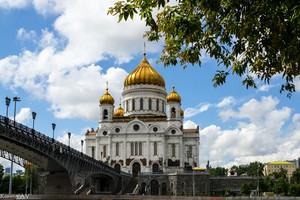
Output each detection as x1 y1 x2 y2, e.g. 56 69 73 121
180 109 184 116
114 104 124 117
99 88 115 105
167 86 181 103
124 53 165 87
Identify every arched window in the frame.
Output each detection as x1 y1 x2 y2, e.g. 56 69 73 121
116 143 119 156
149 98 152 110
139 142 143 155
172 144 176 157
131 143 134 155
162 101 165 113
171 107 176 118
91 146 95 159
103 109 108 119
156 99 159 111
132 99 135 111
154 142 158 156
140 98 143 110
126 100 128 112
103 145 107 158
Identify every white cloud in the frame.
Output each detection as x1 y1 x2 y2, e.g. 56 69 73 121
17 28 37 41
15 107 31 124
0 0 29 10
47 66 127 120
216 96 235 108
183 120 198 129
56 132 84 152
184 103 211 118
200 96 295 168
0 0 154 120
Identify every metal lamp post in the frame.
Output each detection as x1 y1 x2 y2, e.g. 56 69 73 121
32 111 36 130
68 132 71 148
8 96 21 195
81 140 84 154
52 123 56 142
5 97 11 118
13 96 21 126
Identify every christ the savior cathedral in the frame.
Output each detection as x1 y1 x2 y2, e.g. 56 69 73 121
85 52 199 179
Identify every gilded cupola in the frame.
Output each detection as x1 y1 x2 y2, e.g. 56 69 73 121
180 109 184 116
167 86 181 103
124 53 165 87
114 104 124 117
99 86 115 105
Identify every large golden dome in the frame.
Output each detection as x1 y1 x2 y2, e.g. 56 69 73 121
167 86 181 103
99 88 115 105
114 104 124 117
124 53 165 87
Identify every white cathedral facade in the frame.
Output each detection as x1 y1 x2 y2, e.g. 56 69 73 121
85 53 200 177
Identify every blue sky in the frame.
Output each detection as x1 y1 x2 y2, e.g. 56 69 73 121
0 0 300 171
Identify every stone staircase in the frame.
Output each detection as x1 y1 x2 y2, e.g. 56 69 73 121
123 177 138 195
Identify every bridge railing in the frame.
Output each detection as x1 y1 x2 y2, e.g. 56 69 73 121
0 115 120 176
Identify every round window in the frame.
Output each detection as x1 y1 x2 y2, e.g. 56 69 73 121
153 127 158 132
171 129 176 134
133 124 140 131
115 128 120 133
103 131 108 136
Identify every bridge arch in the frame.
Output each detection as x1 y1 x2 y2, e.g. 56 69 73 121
0 116 121 194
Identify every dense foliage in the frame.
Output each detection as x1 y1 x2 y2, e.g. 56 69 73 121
108 0 300 96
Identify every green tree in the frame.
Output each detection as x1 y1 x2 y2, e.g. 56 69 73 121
291 168 300 184
108 0 300 96
261 175 275 192
289 184 300 196
272 168 288 181
246 162 264 177
24 162 38 194
209 167 227 176
230 165 247 176
274 177 289 195
241 182 256 196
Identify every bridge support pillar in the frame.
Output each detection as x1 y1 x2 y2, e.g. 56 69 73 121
45 172 73 194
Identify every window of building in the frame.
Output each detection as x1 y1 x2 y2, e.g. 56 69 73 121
103 145 107 158
126 100 128 112
139 142 143 155
103 109 108 119
149 99 152 110
131 143 134 156
154 142 158 156
172 144 176 157
116 143 119 156
135 142 138 155
171 107 176 118
162 101 165 113
132 99 135 111
140 98 143 110
156 99 159 111
91 146 95 159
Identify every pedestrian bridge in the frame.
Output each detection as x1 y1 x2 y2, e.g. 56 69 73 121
0 115 129 194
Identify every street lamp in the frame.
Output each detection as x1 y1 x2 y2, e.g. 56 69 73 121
81 140 84 154
68 132 71 147
32 111 36 130
5 97 11 117
52 123 56 142
13 96 21 126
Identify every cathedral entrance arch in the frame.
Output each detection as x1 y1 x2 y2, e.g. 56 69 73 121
132 162 141 177
150 179 159 195
161 182 167 195
114 164 121 173
152 163 159 173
